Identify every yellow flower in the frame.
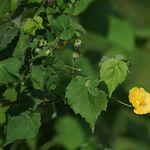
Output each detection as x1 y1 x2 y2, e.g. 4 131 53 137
129 87 150 114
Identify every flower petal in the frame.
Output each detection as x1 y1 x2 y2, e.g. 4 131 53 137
129 87 150 115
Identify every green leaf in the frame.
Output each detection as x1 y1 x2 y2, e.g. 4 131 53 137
55 15 70 28
23 16 44 36
5 112 41 145
50 15 77 40
0 22 19 51
60 27 75 40
22 18 37 36
100 58 128 97
108 16 135 49
30 65 45 89
54 116 85 150
71 0 94 15
33 16 44 30
3 88 17 102
50 15 71 37
13 32 29 61
0 106 9 124
0 65 14 84
65 76 108 131
0 57 22 76
0 57 22 84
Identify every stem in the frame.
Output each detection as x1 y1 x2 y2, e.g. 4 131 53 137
72 58 75 77
111 97 132 108
64 65 81 72
115 99 132 108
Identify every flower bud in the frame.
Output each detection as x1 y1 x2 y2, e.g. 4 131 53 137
74 39 82 47
72 52 81 59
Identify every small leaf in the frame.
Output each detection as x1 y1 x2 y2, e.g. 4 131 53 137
5 112 41 145
22 18 36 35
50 15 71 38
100 58 128 97
3 88 17 102
33 16 44 29
23 16 43 35
54 116 85 150
60 27 75 40
65 76 108 131
51 15 70 30
0 65 14 84
0 57 22 84
0 57 22 76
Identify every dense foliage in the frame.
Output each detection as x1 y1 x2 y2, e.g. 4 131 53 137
0 0 150 150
